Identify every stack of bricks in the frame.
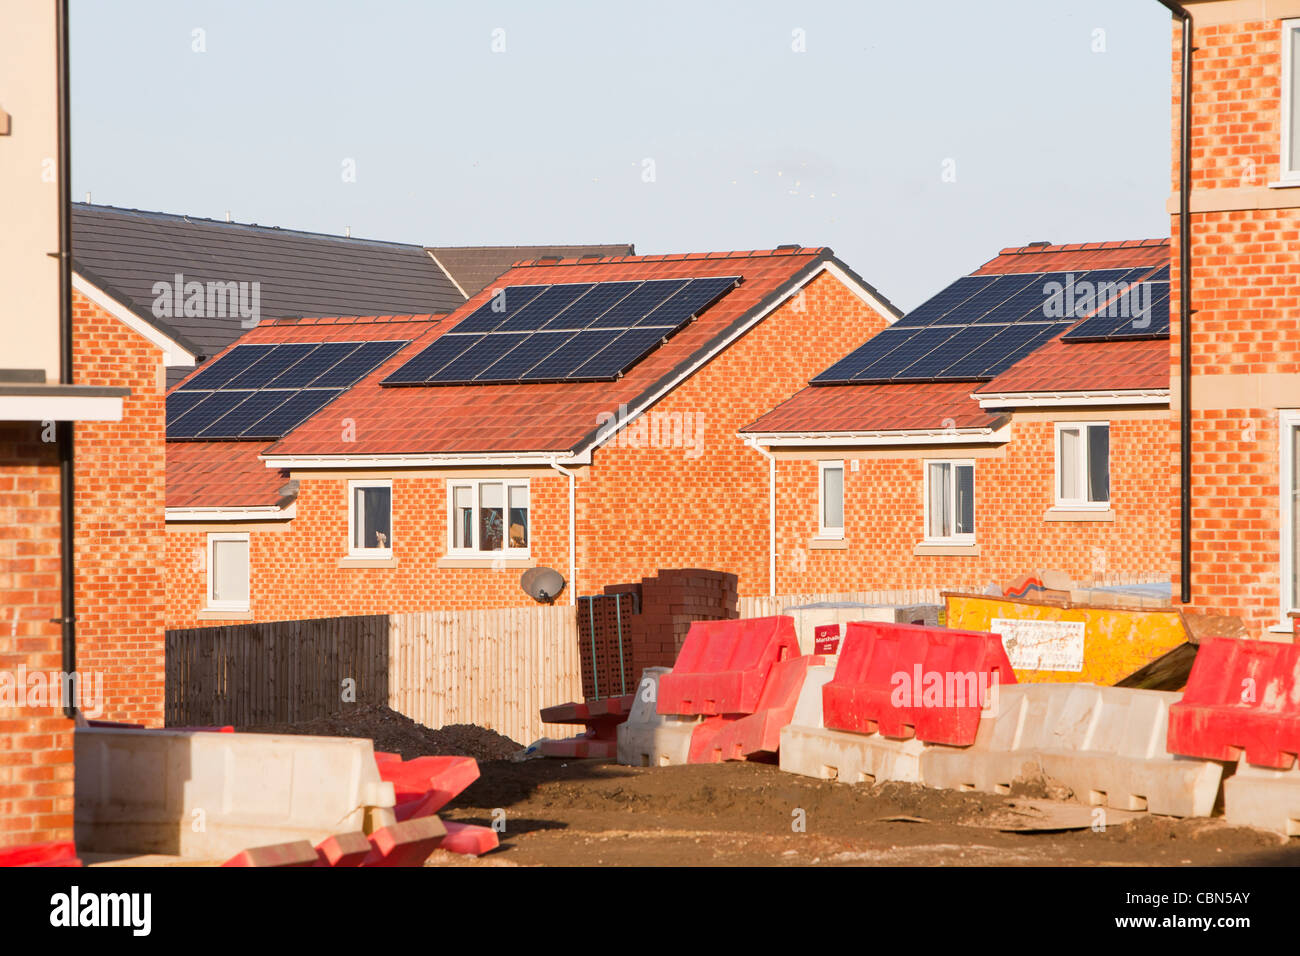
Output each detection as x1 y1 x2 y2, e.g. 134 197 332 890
576 591 637 701
604 568 739 679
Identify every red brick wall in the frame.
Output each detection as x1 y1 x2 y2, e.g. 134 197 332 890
770 413 1172 594
0 423 75 847
72 291 167 724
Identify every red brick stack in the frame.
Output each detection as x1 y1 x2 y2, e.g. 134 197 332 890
605 568 739 679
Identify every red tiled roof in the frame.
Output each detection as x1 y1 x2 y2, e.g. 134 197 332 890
974 239 1169 275
166 441 287 508
262 248 833 457
977 336 1170 395
742 382 1000 435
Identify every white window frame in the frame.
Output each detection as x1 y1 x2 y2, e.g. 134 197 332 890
1281 21 1300 183
206 532 250 612
817 460 845 540
1054 421 1111 510
446 478 531 558
923 459 976 545
1279 411 1300 626
347 479 393 558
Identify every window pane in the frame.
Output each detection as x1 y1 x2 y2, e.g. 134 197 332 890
354 486 391 550
927 462 951 538
508 485 529 548
453 485 472 549
1059 428 1081 500
1293 428 1300 608
956 464 974 535
822 465 843 530
1291 27 1300 172
212 539 248 604
479 483 504 551
1087 425 1110 503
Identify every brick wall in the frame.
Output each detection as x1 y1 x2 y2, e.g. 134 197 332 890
0 423 74 847
770 412 1173 595
72 291 167 724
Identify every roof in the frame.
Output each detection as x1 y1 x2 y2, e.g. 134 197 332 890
974 238 1169 276
743 382 1000 435
72 204 466 383
428 244 636 297
261 247 868 459
976 336 1170 395
167 441 289 509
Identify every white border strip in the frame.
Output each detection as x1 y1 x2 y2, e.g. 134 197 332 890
974 389 1169 409
743 424 1012 447
167 503 297 522
261 449 592 470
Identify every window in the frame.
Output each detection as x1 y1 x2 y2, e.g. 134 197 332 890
818 460 844 539
447 479 529 556
1283 21 1300 181
348 480 392 557
1055 422 1110 508
1280 412 1300 624
924 460 975 543
206 532 249 612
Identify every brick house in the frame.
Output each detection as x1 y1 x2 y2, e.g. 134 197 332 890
739 240 1175 596
162 247 899 626
1164 1 1300 637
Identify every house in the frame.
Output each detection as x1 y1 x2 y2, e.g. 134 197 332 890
1165 0 1300 637
162 247 900 626
740 239 1174 596
428 244 636 297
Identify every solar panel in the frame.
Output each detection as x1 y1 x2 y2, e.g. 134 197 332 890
222 343 321 389
539 282 642 331
168 391 255 438
308 340 406 387
859 327 964 381
380 335 479 385
519 329 624 381
893 276 1000 328
242 389 344 439
198 390 293 438
495 284 596 332
636 276 737 328
177 345 276 390
569 327 668 380
810 327 919 384
941 322 1072 378
166 390 206 422
587 280 690 328
451 284 550 334
1063 281 1171 341
942 274 1039 323
476 331 574 380
265 342 359 388
893 325 1005 378
428 333 533 383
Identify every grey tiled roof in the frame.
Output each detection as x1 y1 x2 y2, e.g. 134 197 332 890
427 243 635 297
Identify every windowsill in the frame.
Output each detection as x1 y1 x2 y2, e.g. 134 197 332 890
913 542 980 556
338 556 398 568
438 555 536 569
809 537 848 550
198 608 252 620
1268 179 1300 188
1045 507 1115 522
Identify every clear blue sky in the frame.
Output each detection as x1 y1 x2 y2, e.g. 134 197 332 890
70 0 1173 311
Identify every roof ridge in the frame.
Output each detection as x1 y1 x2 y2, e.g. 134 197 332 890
995 238 1171 256
507 246 828 268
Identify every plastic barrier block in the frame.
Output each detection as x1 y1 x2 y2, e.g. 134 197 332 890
379 755 480 820
438 821 499 856
0 841 82 867
1167 638 1300 769
540 694 636 724
779 725 927 783
617 667 704 766
822 621 1016 746
696 656 826 762
373 751 403 764
222 840 319 867
363 816 448 867
314 831 373 867
539 737 618 759
658 616 800 716
687 716 739 764
1222 759 1300 836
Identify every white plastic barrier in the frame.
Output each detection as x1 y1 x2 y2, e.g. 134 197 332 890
616 668 702 767
1223 759 1300 836
75 727 396 859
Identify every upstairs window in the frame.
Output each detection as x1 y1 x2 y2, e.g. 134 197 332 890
349 480 392 557
449 479 529 556
924 460 975 544
818 460 844 539
207 532 250 612
1284 21 1300 181
1056 422 1110 508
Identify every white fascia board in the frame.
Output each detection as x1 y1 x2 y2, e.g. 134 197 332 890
259 448 592 470
72 273 197 367
819 260 904 325
166 503 297 522
974 389 1169 409
426 251 470 300
743 424 1013 447
0 394 124 422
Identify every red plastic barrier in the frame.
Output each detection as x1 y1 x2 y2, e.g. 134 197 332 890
658 616 800 716
362 816 447 867
694 656 825 762
0 841 81 867
1167 638 1300 769
539 693 635 759
222 840 319 867
376 755 480 821
539 737 617 758
686 716 739 764
439 821 499 856
314 831 373 867
822 621 1015 746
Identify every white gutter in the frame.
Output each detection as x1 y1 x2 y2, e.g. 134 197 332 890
974 389 1169 409
742 437 777 597
72 273 197 367
549 460 578 605
742 423 1013 447
262 448 592 470
166 503 297 522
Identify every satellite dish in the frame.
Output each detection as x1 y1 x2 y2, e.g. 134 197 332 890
521 566 566 603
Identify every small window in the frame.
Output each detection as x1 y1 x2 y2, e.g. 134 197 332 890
1283 21 1300 181
1056 422 1110 508
924 460 975 543
447 479 530 556
818 460 844 539
349 480 392 556
207 532 249 612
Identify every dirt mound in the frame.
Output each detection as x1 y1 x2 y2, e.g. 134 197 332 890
239 704 523 762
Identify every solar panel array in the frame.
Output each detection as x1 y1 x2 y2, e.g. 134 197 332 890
167 340 407 440
382 276 739 386
811 265 1166 385
1061 266 1171 341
